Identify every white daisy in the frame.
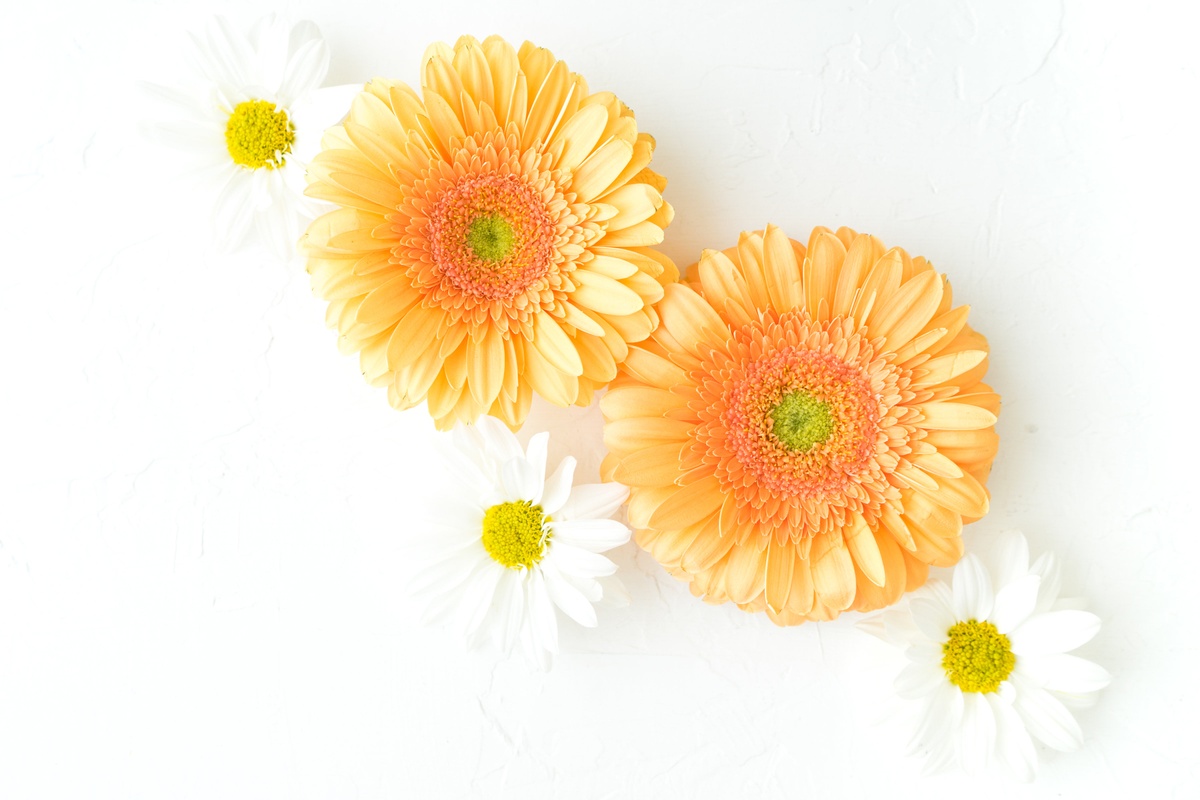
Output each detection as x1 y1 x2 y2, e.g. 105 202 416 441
414 417 631 669
145 15 360 256
863 530 1111 781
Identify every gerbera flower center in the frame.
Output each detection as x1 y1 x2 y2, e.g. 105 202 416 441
691 311 915 539
481 500 550 569
941 620 1016 693
425 171 557 303
466 214 516 262
770 390 835 452
224 99 294 169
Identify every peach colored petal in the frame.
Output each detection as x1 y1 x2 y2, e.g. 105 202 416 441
302 36 675 430
605 225 998 624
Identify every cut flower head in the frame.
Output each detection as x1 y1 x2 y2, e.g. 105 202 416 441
414 417 632 668
863 531 1110 779
303 35 677 431
146 15 358 255
601 225 999 624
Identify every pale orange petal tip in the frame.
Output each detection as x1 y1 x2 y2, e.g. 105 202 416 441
302 35 676 430
601 225 999 625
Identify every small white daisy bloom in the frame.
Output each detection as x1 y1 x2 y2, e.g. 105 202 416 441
415 417 631 669
864 530 1110 781
146 15 360 255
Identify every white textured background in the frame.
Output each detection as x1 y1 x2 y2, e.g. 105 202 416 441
3 1 1196 797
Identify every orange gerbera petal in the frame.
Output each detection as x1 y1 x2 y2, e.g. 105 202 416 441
303 35 676 430
602 224 1000 624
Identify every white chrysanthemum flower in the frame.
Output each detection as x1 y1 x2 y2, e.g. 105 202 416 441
415 417 631 669
145 15 359 255
863 530 1110 781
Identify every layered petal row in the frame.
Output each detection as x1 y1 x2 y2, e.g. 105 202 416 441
303 35 676 429
601 224 1000 624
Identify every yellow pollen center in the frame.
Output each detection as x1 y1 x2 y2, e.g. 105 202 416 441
770 390 835 452
941 620 1016 693
481 500 549 569
465 214 516 262
224 99 295 169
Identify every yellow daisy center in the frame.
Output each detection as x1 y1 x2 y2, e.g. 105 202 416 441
770 390 835 452
481 500 549 569
941 620 1016 693
466 214 516 262
225 99 295 169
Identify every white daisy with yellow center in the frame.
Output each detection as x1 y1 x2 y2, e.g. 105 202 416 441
146 15 360 255
415 417 631 668
863 531 1111 780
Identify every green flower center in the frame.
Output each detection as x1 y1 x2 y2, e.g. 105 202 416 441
481 500 549 569
224 99 295 169
941 619 1016 693
770 390 835 452
466 214 516 262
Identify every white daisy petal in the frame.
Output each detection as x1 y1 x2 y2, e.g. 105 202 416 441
549 518 631 552
431 496 486 534
411 549 487 598
523 619 553 672
212 171 259 248
1029 551 1062 613
895 661 946 700
1010 674 1085 751
539 456 576 515
413 424 628 667
139 80 204 113
871 530 1107 779
195 17 252 89
278 37 330 104
990 573 1041 634
958 692 995 774
910 595 955 643
445 427 495 490
557 482 629 521
249 15 290 93
150 120 223 150
525 569 559 657
546 542 619 578
525 432 549 492
925 579 954 608
543 563 598 627
501 457 539 502
596 574 631 607
421 562 495 626
990 529 1030 589
406 531 480 567
151 15 342 255
920 739 958 776
911 683 963 754
287 20 324 57
952 554 993 621
562 571 603 603
906 638 943 666
1056 691 1101 711
459 563 506 638
1016 654 1112 694
498 570 528 655
256 184 301 257
991 693 1038 783
474 416 523 464
1009 610 1101 656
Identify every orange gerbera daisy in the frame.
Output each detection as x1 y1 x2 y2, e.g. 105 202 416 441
302 35 676 430
601 225 999 624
